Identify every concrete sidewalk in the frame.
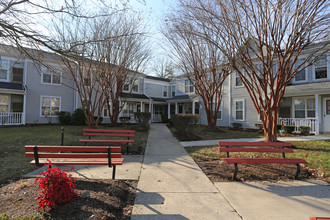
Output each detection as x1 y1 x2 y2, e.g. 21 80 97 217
131 123 241 219
181 135 330 147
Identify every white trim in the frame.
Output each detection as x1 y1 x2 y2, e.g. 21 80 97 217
40 95 61 117
234 99 245 121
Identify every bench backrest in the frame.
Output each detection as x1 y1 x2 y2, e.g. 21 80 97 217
82 128 135 137
218 141 292 147
25 145 121 166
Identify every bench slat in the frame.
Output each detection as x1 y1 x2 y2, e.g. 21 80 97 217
218 141 292 147
219 147 294 153
221 158 307 164
83 128 135 133
79 139 134 143
83 132 135 137
29 158 124 166
25 146 121 152
26 152 122 159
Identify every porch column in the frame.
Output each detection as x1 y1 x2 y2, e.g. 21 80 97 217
175 102 178 114
149 101 153 122
315 94 319 135
22 93 27 125
140 101 143 112
168 103 171 119
192 101 195 114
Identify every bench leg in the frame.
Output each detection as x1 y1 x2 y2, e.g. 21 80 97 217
233 163 238 181
295 164 301 180
112 165 116 180
126 143 129 154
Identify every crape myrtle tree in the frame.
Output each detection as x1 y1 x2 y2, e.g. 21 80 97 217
163 3 230 129
52 10 150 127
185 0 329 141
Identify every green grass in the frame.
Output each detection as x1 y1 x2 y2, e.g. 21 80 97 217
186 140 330 182
0 124 148 186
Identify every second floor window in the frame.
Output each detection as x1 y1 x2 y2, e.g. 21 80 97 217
171 85 176 97
185 79 194 93
235 72 243 87
132 79 139 92
314 55 327 80
0 59 9 81
163 85 168 97
42 67 61 84
294 59 307 82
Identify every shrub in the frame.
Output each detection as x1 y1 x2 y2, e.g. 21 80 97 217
232 123 242 130
299 126 310 135
58 111 72 125
283 125 295 134
35 161 77 212
71 108 86 125
171 114 199 134
134 112 151 131
161 114 170 123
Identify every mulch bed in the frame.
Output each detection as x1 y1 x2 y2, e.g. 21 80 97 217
0 178 137 219
192 157 320 182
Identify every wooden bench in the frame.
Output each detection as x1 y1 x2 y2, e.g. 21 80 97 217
310 218 330 220
218 141 307 180
25 145 124 179
79 129 135 154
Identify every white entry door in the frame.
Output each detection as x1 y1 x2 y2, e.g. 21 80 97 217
323 98 330 132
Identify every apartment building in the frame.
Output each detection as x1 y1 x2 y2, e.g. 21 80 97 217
1 44 329 134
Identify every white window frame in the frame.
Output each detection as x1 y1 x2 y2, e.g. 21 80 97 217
293 97 315 119
0 59 10 82
103 102 112 118
211 102 222 120
41 66 62 85
313 54 329 82
235 72 243 88
40 96 61 117
235 99 245 121
184 79 194 93
293 57 308 83
163 85 168 97
132 78 139 93
171 85 176 97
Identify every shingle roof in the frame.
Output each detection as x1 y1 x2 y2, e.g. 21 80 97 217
0 82 24 90
120 92 150 100
145 75 171 82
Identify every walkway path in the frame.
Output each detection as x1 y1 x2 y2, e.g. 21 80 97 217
131 123 241 219
181 135 330 147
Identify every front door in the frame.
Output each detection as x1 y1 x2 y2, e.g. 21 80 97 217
323 98 330 132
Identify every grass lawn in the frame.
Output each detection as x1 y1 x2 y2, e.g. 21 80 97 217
0 124 148 186
186 140 330 182
169 125 263 141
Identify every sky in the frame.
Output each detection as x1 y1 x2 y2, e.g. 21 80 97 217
127 0 179 75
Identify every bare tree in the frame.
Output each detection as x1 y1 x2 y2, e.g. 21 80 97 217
164 4 230 129
183 0 329 141
152 58 175 79
53 10 150 127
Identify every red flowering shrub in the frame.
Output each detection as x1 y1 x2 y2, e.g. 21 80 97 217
35 160 77 212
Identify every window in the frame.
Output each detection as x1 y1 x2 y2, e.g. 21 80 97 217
235 72 243 87
123 81 129 91
0 59 9 81
11 95 23 112
163 85 168 97
42 67 61 84
294 59 307 82
132 79 139 92
171 85 176 97
122 102 134 117
184 79 194 93
211 102 221 120
0 94 9 112
12 67 24 83
235 100 244 121
294 98 315 118
103 102 111 117
41 96 60 116
314 55 327 80
255 63 264 82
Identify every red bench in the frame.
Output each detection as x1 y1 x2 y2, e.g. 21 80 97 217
218 141 307 180
25 145 124 179
79 128 135 154
310 218 330 220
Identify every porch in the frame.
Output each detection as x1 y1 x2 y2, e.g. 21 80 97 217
277 118 317 134
0 93 25 125
0 112 23 125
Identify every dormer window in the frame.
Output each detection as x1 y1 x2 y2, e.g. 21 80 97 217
184 79 194 93
314 55 327 80
132 79 139 92
171 85 176 97
294 59 307 82
163 85 168 97
0 59 9 81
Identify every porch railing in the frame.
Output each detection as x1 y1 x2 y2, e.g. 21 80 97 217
277 118 316 134
0 112 23 125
